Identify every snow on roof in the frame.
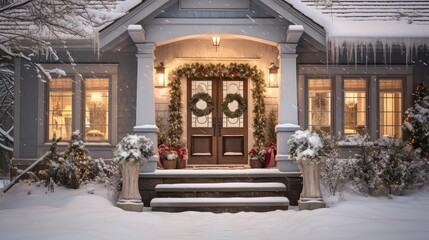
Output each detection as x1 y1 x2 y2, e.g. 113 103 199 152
301 0 429 24
288 0 429 38
285 0 429 63
2 0 428 49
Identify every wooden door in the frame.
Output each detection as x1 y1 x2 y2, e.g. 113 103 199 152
187 78 248 165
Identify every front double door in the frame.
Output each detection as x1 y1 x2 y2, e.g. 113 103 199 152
187 78 248 165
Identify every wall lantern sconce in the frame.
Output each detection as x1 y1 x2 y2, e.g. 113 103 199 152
155 62 166 87
212 36 221 51
268 62 279 88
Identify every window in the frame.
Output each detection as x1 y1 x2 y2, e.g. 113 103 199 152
379 79 402 138
48 78 73 140
48 77 111 142
85 78 110 142
308 78 332 132
344 79 367 135
44 64 117 145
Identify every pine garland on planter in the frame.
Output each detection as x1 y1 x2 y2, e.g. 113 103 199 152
167 63 266 146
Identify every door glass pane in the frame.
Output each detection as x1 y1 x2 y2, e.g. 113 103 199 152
223 80 244 128
48 78 72 140
85 78 109 142
379 79 402 138
191 80 213 128
308 78 331 132
344 79 367 134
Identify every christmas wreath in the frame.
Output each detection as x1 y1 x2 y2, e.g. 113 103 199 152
189 92 214 117
222 93 247 118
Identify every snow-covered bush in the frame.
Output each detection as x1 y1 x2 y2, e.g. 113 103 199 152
373 137 426 195
337 133 370 146
288 130 336 162
113 135 154 164
352 138 379 195
40 130 121 190
42 131 101 189
92 159 121 196
353 137 427 196
403 83 429 158
321 158 354 196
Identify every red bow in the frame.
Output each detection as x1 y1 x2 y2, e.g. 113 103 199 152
265 142 277 167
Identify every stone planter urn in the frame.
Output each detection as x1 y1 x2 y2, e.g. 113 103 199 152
296 157 326 210
113 135 154 212
117 159 146 212
287 130 333 211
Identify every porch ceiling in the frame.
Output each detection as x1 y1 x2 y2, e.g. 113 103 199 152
99 0 326 51
144 19 286 47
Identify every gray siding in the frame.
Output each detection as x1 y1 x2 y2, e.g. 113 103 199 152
15 40 139 160
16 59 41 158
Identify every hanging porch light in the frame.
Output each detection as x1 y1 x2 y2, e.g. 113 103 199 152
155 62 166 88
268 62 279 88
212 36 221 51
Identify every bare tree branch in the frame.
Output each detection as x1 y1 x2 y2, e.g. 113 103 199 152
0 0 123 160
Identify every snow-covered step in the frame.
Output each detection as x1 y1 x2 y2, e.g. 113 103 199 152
150 196 290 213
155 182 286 192
154 182 286 198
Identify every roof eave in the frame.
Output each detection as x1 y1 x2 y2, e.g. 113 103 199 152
99 0 176 51
255 0 326 49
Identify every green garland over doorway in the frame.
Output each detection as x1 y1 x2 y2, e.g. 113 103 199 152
167 63 266 149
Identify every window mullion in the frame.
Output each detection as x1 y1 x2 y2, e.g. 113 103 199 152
74 74 83 138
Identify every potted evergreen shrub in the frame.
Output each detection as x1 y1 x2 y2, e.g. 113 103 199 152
114 135 154 212
288 130 334 210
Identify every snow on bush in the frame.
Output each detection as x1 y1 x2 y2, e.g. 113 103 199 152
337 133 370 146
288 130 335 161
353 137 427 196
319 134 428 197
41 130 92 189
113 135 154 164
403 90 429 157
321 158 354 196
39 130 121 191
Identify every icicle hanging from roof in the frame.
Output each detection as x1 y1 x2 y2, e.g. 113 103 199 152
327 36 429 65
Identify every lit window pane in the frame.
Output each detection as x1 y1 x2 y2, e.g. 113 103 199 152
85 78 109 142
308 79 331 133
344 79 367 135
48 78 72 140
379 79 402 138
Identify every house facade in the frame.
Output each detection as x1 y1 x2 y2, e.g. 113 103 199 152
12 0 429 171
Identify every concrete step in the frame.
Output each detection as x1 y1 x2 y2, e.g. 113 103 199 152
154 182 287 198
150 196 290 213
140 169 302 207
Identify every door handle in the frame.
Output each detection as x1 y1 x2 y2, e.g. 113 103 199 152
218 118 222 136
212 117 217 136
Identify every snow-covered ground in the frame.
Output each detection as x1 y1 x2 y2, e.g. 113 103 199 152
1 182 428 240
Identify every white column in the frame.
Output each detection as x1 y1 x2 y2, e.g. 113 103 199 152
135 43 156 126
133 43 159 172
278 43 298 124
276 43 300 172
